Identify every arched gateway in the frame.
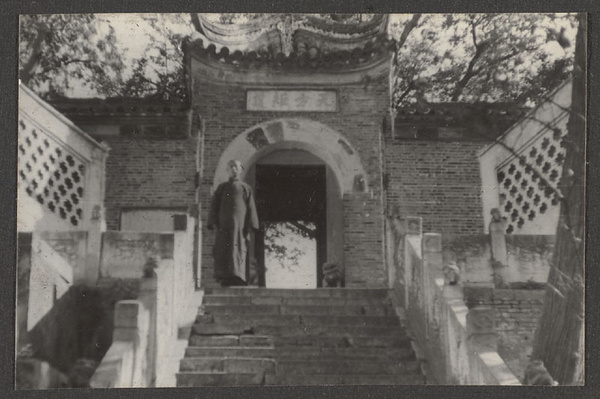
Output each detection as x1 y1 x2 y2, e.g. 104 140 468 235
189 14 393 288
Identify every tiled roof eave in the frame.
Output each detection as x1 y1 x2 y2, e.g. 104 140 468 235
50 100 191 117
185 38 393 73
393 104 530 132
191 52 391 76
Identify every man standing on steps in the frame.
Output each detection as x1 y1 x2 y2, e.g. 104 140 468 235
208 159 259 287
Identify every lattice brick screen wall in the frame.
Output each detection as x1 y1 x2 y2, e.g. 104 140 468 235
18 118 87 227
495 127 566 234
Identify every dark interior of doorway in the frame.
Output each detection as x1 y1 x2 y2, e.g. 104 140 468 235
254 164 327 288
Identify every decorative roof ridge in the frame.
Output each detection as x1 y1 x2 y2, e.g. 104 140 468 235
301 15 388 36
198 14 283 37
197 15 282 46
193 14 389 55
197 14 387 39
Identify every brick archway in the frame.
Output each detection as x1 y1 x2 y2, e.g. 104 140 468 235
212 118 368 195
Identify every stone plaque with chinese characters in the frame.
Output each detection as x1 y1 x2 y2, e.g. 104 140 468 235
246 90 338 112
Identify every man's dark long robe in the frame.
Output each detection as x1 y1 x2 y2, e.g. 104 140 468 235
208 178 259 284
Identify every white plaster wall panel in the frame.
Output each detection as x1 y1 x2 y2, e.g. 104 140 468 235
479 81 572 234
18 84 109 232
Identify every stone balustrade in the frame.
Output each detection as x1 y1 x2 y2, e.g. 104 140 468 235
90 298 151 388
90 227 200 387
388 217 521 385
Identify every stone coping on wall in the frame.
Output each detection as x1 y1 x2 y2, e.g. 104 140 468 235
442 234 553 286
478 79 572 159
19 84 110 153
464 285 546 303
100 232 175 280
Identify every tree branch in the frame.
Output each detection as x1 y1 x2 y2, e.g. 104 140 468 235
288 221 316 239
488 48 520 66
471 18 479 48
394 81 415 107
451 21 489 101
394 14 422 66
19 22 52 85
61 58 97 66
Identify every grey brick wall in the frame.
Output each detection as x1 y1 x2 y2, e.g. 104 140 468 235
103 136 197 231
384 141 487 236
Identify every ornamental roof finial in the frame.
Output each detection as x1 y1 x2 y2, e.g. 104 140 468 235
277 14 296 56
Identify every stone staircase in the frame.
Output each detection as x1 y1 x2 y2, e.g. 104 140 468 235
176 287 425 386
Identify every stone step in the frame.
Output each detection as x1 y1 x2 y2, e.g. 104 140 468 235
179 357 276 374
185 345 414 360
204 287 391 299
203 295 392 307
275 346 414 360
185 346 277 358
271 334 411 348
265 373 426 386
188 334 273 347
176 372 267 387
191 322 406 337
187 333 409 349
276 359 419 375
197 313 400 327
177 288 425 388
203 304 394 316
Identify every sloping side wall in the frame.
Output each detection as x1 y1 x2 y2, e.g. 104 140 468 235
18 85 108 233
479 81 572 234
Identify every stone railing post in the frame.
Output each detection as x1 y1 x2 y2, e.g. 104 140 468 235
442 282 464 383
385 216 397 291
83 143 109 284
489 210 509 288
138 277 158 387
422 233 443 338
91 300 149 388
466 307 498 353
114 300 149 387
402 217 422 311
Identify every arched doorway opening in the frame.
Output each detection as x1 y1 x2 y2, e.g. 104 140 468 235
246 150 338 288
211 119 366 288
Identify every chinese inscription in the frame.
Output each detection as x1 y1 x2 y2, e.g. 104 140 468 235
247 90 337 112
